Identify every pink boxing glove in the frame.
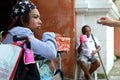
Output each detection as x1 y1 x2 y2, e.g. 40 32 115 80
80 35 87 43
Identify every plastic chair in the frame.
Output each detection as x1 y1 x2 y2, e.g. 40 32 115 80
75 57 98 80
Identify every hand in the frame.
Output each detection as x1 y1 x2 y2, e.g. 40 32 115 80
91 50 96 56
80 39 82 43
97 16 116 27
55 33 62 37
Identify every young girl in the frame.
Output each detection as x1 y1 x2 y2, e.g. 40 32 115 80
3 0 59 59
2 0 61 80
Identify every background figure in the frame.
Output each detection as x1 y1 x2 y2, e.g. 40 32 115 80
98 16 120 27
76 25 101 80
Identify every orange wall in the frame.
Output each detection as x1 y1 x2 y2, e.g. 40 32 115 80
114 27 120 57
31 0 76 79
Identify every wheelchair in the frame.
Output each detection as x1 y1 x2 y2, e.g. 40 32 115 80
13 35 64 80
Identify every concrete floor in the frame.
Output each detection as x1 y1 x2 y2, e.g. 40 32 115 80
108 58 120 80
98 58 120 80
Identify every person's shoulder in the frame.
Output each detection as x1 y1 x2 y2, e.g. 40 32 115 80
9 26 33 35
93 36 98 39
10 26 25 30
94 36 99 40
91 35 98 39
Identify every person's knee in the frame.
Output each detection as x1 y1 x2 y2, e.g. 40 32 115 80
96 60 100 68
81 61 87 67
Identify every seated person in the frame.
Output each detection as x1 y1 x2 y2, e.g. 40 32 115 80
2 0 60 80
2 0 59 60
76 25 101 80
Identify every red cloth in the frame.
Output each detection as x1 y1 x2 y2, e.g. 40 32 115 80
56 37 70 51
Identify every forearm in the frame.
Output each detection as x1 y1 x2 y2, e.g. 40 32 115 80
77 43 82 53
30 32 58 59
113 20 120 27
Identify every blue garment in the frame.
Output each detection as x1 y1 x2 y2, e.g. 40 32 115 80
3 26 58 59
39 64 53 80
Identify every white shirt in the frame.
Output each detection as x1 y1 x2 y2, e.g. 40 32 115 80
76 35 101 57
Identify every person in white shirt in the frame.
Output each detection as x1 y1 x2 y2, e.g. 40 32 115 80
77 25 101 80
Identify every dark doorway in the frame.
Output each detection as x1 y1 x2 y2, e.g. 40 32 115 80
0 0 17 33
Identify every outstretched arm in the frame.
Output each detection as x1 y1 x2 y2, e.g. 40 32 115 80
98 16 120 27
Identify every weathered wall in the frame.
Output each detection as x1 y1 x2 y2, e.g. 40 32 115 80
31 0 76 78
114 27 120 57
114 0 120 57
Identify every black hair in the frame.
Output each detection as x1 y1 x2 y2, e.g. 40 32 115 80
10 0 36 28
81 25 91 34
12 13 30 27
0 0 17 36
